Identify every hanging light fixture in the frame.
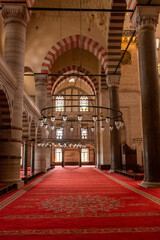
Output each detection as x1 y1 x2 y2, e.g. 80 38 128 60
44 123 48 129
40 119 44 127
91 126 95 132
110 125 113 131
78 115 82 121
63 115 67 121
51 116 55 122
105 117 110 123
43 117 47 123
93 115 97 121
101 126 105 131
60 126 63 131
70 126 74 132
51 125 55 130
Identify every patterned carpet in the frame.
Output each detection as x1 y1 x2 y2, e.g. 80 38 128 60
0 166 160 239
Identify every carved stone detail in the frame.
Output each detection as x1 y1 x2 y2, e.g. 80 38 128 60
107 75 120 88
2 5 30 26
34 74 48 86
132 7 159 32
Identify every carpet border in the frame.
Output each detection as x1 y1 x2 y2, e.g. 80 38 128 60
0 168 57 210
95 169 160 206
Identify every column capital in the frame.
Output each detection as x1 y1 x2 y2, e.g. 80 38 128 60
131 6 159 32
2 4 30 27
107 75 120 88
34 74 48 87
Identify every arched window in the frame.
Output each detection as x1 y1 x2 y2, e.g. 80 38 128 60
56 96 64 111
80 96 88 112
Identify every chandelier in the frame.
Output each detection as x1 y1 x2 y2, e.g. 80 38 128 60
39 94 124 132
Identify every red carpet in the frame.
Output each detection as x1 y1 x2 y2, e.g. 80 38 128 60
0 166 160 239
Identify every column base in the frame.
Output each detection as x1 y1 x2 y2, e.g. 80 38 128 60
16 180 24 189
98 165 110 170
108 169 115 173
138 181 160 188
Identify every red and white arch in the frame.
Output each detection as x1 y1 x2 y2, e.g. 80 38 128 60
41 35 108 75
49 65 99 96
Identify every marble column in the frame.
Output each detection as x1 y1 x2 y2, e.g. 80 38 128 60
23 139 28 177
31 142 35 175
62 149 64 167
107 75 122 172
35 74 48 110
99 90 111 170
34 74 49 172
132 6 160 187
79 149 82 167
0 4 29 187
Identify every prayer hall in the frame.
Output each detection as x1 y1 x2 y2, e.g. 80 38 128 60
0 0 160 239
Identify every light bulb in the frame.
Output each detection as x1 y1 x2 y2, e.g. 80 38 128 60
110 126 113 131
51 116 55 122
63 115 67 121
91 126 95 132
51 125 55 130
93 115 97 121
78 115 82 121
70 126 74 132
101 126 105 131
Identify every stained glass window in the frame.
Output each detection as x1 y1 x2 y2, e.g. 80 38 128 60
80 96 88 112
56 96 64 111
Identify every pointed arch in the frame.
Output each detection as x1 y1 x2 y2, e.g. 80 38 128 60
49 65 98 96
0 86 12 138
41 35 108 75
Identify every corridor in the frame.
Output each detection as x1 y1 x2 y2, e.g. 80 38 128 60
0 167 160 240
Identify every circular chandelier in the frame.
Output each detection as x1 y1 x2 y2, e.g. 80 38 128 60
39 95 124 132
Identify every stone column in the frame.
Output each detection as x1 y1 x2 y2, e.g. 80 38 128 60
0 4 29 187
132 6 160 187
62 149 64 167
99 90 111 170
79 149 82 167
3 5 29 127
34 74 49 172
35 74 48 109
107 75 122 172
23 139 28 177
31 142 35 175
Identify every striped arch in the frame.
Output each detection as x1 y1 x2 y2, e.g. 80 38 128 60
49 65 98 96
0 86 12 138
41 35 108 75
22 111 29 138
108 0 127 75
52 74 96 96
126 0 137 27
30 119 36 140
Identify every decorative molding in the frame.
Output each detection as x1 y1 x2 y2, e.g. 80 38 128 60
107 75 120 88
2 5 30 27
132 7 159 32
34 74 48 87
